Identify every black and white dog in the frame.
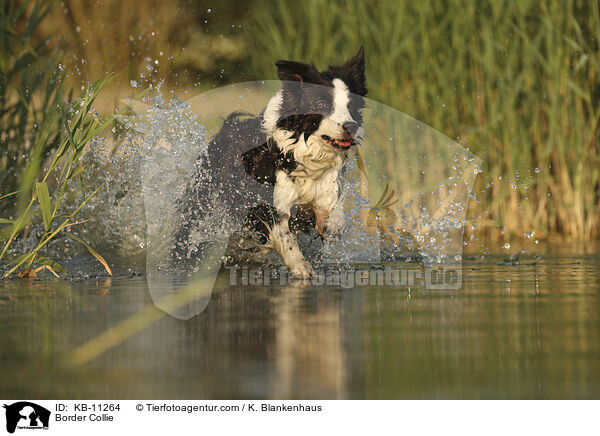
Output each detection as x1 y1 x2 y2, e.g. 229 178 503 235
175 47 367 278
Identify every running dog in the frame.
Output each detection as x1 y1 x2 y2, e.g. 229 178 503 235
175 47 367 278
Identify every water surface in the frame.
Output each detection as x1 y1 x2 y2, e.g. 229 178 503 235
1 254 599 399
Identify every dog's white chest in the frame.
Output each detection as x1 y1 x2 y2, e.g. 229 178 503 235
272 129 347 212
292 166 340 205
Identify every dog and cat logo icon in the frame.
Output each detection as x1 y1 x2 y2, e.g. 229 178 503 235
3 402 50 433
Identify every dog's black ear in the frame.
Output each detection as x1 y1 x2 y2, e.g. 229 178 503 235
340 46 367 96
345 46 365 73
275 60 319 84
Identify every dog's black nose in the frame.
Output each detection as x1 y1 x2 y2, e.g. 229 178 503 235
343 121 358 135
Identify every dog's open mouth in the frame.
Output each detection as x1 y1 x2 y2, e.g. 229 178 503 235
321 135 356 150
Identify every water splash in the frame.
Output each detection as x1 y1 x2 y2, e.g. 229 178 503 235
35 81 488 313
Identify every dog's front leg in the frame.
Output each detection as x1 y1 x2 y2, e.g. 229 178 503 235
269 171 314 278
313 171 346 238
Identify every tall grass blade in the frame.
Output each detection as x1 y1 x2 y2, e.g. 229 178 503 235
65 233 113 276
35 181 52 231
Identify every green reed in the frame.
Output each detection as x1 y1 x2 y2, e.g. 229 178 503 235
0 76 115 277
0 1 113 277
0 0 64 214
247 0 600 241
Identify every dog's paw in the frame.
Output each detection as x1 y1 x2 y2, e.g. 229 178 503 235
322 208 346 237
289 260 314 279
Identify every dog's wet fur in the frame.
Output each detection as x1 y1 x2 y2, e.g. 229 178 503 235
175 47 367 278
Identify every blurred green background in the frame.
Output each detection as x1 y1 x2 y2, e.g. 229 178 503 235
2 0 599 244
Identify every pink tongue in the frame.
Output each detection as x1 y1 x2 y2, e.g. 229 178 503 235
335 140 351 147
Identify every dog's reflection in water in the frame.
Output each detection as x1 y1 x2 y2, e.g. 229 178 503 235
270 282 347 399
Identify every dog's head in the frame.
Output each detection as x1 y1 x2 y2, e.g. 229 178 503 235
263 47 367 152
